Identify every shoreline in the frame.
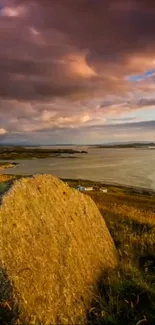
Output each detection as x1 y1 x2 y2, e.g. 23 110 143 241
61 178 155 196
0 173 154 197
0 162 19 171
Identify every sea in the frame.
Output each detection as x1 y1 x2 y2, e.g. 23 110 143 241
1 147 155 190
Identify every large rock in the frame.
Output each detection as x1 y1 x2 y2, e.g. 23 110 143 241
0 175 117 324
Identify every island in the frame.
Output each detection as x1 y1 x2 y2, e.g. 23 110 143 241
0 146 88 160
0 162 19 170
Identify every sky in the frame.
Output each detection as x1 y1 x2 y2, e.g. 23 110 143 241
0 0 155 145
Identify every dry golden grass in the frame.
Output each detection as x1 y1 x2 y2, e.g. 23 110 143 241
0 174 15 183
0 175 117 325
86 191 155 325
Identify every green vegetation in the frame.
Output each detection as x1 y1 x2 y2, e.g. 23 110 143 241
0 146 87 160
0 176 155 324
0 162 10 166
0 182 9 194
0 266 19 325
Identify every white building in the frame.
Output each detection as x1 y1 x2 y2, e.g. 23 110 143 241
85 187 94 191
100 188 108 193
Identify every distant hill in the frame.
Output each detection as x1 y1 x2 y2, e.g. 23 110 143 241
95 142 155 148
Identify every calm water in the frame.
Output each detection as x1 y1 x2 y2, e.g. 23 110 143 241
1 147 155 190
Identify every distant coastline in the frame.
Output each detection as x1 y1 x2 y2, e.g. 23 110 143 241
0 146 88 160
93 142 155 149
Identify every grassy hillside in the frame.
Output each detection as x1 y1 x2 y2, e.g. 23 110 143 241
0 177 155 324
86 190 155 325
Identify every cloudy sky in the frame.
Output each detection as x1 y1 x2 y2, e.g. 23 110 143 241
0 0 155 144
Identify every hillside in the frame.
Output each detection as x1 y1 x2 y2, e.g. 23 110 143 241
0 175 117 325
86 190 155 325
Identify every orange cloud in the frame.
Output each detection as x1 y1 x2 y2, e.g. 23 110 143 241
0 128 7 135
64 51 97 79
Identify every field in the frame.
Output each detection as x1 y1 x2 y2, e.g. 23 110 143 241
0 177 155 324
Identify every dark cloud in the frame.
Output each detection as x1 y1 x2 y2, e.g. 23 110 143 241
31 0 155 55
0 0 155 143
137 99 155 107
1 0 155 101
36 120 155 133
85 120 155 130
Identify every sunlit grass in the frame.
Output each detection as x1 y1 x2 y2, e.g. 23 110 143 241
87 190 155 325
